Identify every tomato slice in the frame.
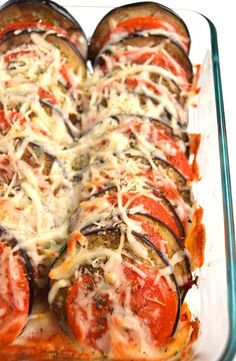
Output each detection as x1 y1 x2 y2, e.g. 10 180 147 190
102 16 189 53
156 130 193 180
142 169 181 202
66 273 113 352
66 261 178 353
125 193 181 238
81 189 182 239
0 21 69 44
0 242 30 346
121 263 178 345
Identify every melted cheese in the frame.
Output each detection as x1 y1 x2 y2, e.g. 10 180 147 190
47 27 197 356
0 32 84 285
0 16 199 358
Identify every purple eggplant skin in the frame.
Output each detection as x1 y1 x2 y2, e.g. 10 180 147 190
133 213 192 290
144 191 185 239
153 157 192 204
49 226 181 338
112 114 189 150
85 91 188 131
95 34 193 85
79 208 191 294
0 226 34 315
80 184 185 240
0 0 87 59
0 30 86 76
89 1 191 63
81 114 189 150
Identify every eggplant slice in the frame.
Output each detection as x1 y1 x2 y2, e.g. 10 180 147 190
95 50 187 106
49 227 181 339
0 30 86 76
83 90 187 130
116 154 192 204
154 157 192 204
81 114 189 153
112 114 189 152
0 0 87 58
39 100 81 140
89 1 191 62
95 34 193 85
74 186 191 291
20 142 55 176
133 213 192 289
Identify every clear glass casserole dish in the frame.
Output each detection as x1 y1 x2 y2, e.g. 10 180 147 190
0 2 235 361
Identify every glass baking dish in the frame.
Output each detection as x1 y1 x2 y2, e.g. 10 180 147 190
59 6 236 360
0 2 236 361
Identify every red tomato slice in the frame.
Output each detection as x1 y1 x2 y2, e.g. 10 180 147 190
0 21 69 44
0 242 30 346
121 263 178 346
142 169 181 202
102 16 189 53
127 193 181 237
156 130 193 180
66 262 178 352
66 273 113 352
125 77 161 95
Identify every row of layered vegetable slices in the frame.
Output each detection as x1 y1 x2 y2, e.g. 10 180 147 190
0 1 205 360
0 0 87 347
